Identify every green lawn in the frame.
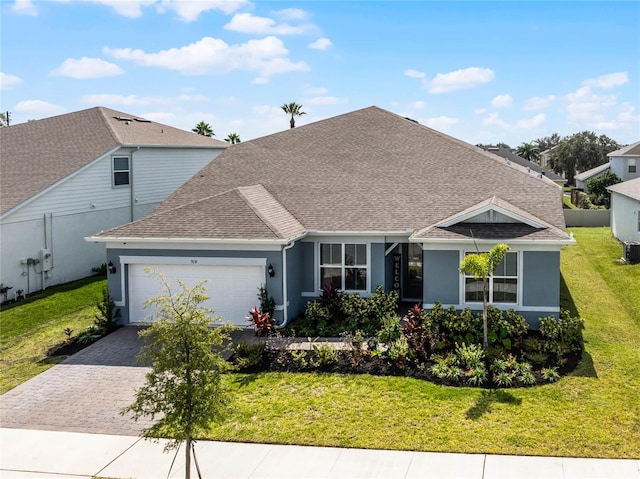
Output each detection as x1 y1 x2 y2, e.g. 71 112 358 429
0 276 106 393
1 229 638 458
203 227 640 458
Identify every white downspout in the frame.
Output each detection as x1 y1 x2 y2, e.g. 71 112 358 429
280 241 296 327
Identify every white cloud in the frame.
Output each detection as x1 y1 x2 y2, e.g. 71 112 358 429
0 72 23 90
425 116 459 131
13 0 37 15
482 112 509 128
474 108 487 115
81 93 207 105
160 0 248 21
224 13 316 35
104 36 309 77
305 96 347 105
303 86 328 95
583 72 628 89
491 94 513 108
252 77 269 85
404 69 426 79
428 67 495 94
88 0 156 18
139 111 176 123
309 38 333 50
566 86 616 123
410 101 425 110
523 95 556 111
516 113 545 129
276 8 309 21
14 100 65 116
51 57 124 79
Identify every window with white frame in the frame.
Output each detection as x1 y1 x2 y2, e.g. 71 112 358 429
629 159 637 174
320 243 367 291
464 251 518 304
112 156 130 186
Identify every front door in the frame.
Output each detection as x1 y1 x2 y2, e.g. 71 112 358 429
402 243 423 301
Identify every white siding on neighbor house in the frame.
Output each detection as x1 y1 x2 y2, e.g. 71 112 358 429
132 148 221 205
610 192 640 243
610 156 640 183
1 146 222 294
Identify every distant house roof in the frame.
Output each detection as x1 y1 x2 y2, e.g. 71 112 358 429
607 177 640 201
608 141 640 157
95 106 570 243
574 162 611 182
0 107 227 215
483 147 565 182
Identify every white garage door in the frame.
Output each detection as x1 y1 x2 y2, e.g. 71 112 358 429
128 263 264 326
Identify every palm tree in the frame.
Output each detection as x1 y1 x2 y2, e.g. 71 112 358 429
224 133 241 144
192 121 214 137
516 142 540 163
281 102 306 129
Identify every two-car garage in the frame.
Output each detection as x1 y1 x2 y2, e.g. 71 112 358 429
125 257 266 327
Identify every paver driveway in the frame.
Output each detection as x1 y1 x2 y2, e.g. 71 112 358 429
0 327 153 435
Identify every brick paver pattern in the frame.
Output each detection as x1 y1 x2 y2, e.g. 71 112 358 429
0 327 153 436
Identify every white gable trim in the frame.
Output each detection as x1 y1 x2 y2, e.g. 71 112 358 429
437 203 546 229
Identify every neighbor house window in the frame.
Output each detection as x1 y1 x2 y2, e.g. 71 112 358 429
320 243 367 291
629 159 637 174
464 251 518 304
113 156 130 186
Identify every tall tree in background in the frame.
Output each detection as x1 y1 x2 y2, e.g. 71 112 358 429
123 276 235 479
224 132 241 144
534 133 562 152
515 142 540 162
550 131 620 185
0 111 9 127
281 102 306 128
587 171 622 206
192 121 214 137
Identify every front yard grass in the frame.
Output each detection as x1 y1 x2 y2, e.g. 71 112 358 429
0 276 106 394
204 227 639 458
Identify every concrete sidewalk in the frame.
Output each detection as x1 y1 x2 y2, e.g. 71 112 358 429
1 428 638 479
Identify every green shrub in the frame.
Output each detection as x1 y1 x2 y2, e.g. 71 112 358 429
541 366 561 383
234 342 266 369
302 301 331 336
454 342 485 369
312 343 339 367
377 312 402 344
386 336 410 366
94 287 120 334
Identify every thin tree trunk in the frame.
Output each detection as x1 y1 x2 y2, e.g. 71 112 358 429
482 282 489 350
185 438 191 479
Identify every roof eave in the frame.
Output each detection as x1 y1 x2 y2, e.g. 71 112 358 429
415 236 575 246
85 235 294 246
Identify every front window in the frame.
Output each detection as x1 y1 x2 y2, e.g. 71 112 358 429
464 251 518 304
629 159 636 174
320 243 367 291
113 156 130 186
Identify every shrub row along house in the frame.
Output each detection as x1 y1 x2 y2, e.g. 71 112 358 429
0 107 227 298
88 106 574 328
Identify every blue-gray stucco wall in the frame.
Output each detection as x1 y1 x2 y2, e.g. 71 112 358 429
424 250 460 305
106 248 284 324
285 241 305 323
522 251 560 308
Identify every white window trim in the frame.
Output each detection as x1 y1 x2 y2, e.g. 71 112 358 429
112 155 130 187
460 250 521 307
316 242 371 293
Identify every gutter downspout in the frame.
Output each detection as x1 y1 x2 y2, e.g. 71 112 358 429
280 241 297 327
130 147 139 222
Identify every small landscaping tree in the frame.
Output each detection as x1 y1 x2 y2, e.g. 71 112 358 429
123 275 235 479
459 243 510 349
587 171 622 206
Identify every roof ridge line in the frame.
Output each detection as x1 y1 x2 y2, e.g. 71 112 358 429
96 107 123 146
236 184 305 238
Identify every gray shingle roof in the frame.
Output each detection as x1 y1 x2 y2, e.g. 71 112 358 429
607 177 640 201
483 147 565 182
574 162 611 182
97 106 570 242
0 107 226 215
608 141 640 157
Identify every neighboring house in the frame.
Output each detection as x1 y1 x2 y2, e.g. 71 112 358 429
609 141 640 183
575 163 612 192
607 177 640 243
88 106 573 329
483 147 566 189
0 107 227 297
539 145 560 169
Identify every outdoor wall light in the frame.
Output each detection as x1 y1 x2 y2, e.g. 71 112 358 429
108 261 117 275
267 263 275 277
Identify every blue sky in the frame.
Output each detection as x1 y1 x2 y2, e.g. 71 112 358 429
1 0 639 146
